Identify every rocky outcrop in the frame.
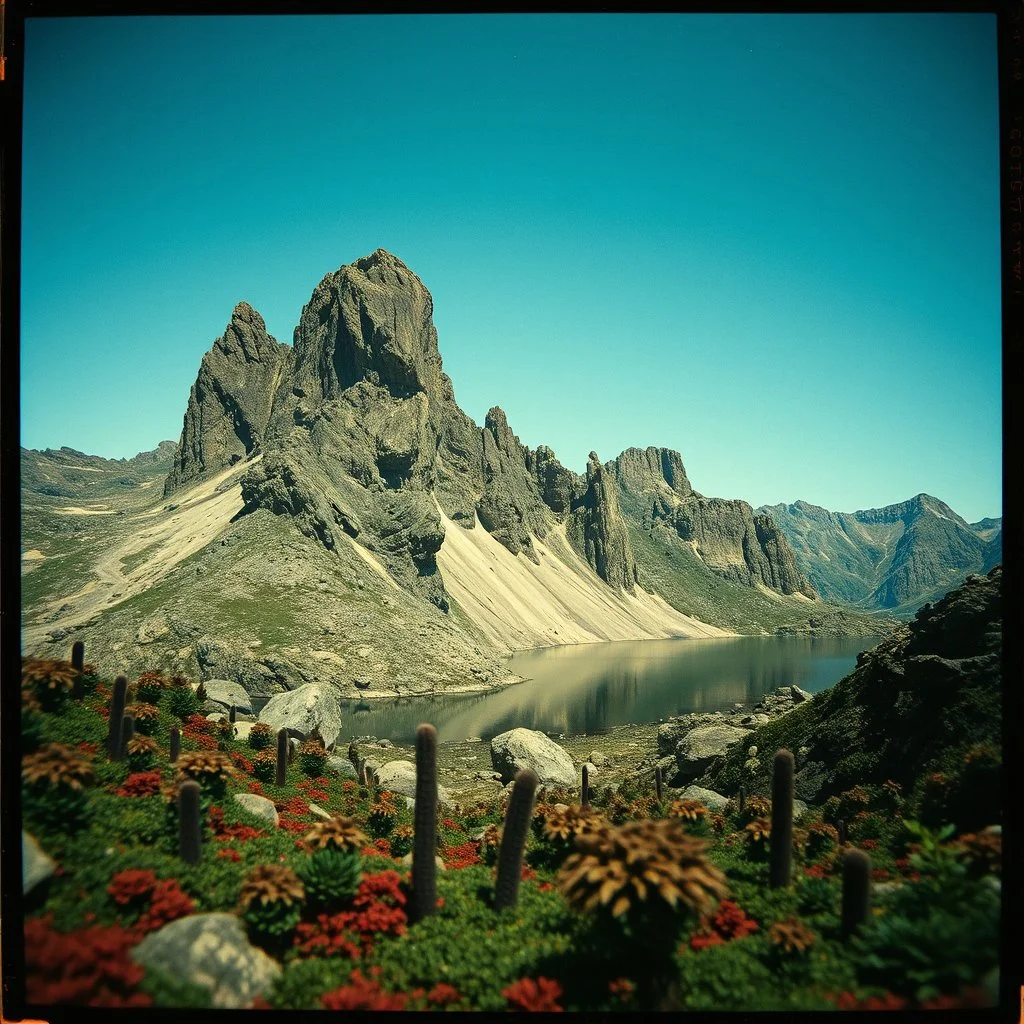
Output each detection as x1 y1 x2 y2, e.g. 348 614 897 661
165 303 289 495
257 682 343 749
527 445 581 514
232 793 280 827
612 446 694 501
373 759 453 806
490 727 577 787
567 453 639 591
760 494 1001 614
130 913 281 1008
22 831 56 896
674 724 750 780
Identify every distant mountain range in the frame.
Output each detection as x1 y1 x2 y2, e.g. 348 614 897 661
758 495 1001 616
20 250 995 694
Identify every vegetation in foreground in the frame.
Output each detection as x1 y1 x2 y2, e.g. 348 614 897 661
17 655 1001 1013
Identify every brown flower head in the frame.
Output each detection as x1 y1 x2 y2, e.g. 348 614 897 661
667 799 709 823
955 829 1001 876
604 792 632 824
22 743 96 791
745 818 772 844
238 863 305 910
557 817 728 920
541 804 608 844
478 823 503 861
737 795 772 824
21 658 78 697
127 703 160 722
300 815 369 853
769 916 817 954
126 735 160 756
174 751 237 786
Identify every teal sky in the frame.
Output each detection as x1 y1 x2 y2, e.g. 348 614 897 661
21 13 1001 523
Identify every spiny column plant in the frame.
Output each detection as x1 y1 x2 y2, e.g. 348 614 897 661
71 640 85 673
738 784 746 817
169 727 180 764
178 780 202 864
582 764 590 809
655 764 663 804
276 729 289 787
106 677 129 761
495 768 539 911
120 714 136 759
769 749 795 889
841 848 871 939
410 723 438 924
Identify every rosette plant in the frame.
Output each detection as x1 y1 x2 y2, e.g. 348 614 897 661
22 743 96 831
239 863 306 948
300 815 369 854
21 658 78 712
296 847 363 913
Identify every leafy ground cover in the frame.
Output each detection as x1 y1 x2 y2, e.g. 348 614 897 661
17 657 1001 1012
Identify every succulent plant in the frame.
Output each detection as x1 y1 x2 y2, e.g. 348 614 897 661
126 702 161 736
126 734 160 771
252 749 278 782
495 768 539 911
178 780 202 864
411 723 439 923
540 804 608 845
390 823 416 858
22 743 96 791
736 794 771 825
654 765 663 804
276 729 289 786
582 764 590 808
298 739 329 778
840 848 871 939
667 799 708 824
135 671 169 705
165 685 200 721
769 916 817 954
955 829 1001 878
300 815 369 853
71 641 85 673
174 751 236 797
21 657 78 709
120 714 136 756
367 795 400 838
744 817 772 860
770 749 795 888
296 847 363 911
240 863 305 941
169 727 181 763
248 721 273 750
806 823 840 858
558 817 728 922
478 823 503 866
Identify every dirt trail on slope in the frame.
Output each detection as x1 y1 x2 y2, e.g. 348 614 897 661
21 459 258 649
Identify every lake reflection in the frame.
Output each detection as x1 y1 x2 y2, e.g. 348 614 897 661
338 635 880 744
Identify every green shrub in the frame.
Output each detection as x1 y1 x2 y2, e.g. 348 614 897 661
295 848 363 912
247 722 274 751
165 687 200 721
138 965 214 1008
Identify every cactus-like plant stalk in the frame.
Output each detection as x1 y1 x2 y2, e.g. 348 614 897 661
410 723 439 923
582 764 590 808
277 729 289 786
106 676 128 760
120 714 136 757
170 726 181 763
71 640 85 672
495 768 539 911
841 848 871 938
178 780 202 864
769 749 795 888
738 784 746 816
655 764 663 803
229 705 236 724
836 818 847 846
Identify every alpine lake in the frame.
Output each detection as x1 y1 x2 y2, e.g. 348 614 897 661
315 635 883 745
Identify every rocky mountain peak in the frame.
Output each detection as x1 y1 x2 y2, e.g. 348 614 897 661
611 446 694 499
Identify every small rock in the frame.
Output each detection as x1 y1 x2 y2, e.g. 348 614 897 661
588 751 611 766
399 852 445 871
232 793 280 828
22 832 56 895
679 786 730 811
308 803 333 820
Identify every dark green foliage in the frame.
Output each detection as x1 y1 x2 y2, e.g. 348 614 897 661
411 722 438 923
165 685 200 721
120 713 135 755
769 749 794 888
795 874 836 918
22 707 45 754
295 848 363 913
169 727 180 763
276 729 289 786
840 848 871 939
137 965 214 1008
298 743 328 778
495 768 538 911
248 722 273 750
22 780 90 835
267 957 346 1010
178 780 202 864
243 898 303 944
253 751 277 782
106 675 128 760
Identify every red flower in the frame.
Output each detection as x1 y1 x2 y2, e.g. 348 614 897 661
321 969 407 1010
538 881 554 892
441 817 460 830
134 879 194 934
608 977 635 1001
861 839 879 850
803 864 829 878
871 869 889 881
248 780 265 795
24 914 152 1007
521 864 536 882
116 771 163 798
217 848 242 862
441 841 481 869
230 752 254 775
374 838 392 856
107 869 158 905
689 900 757 950
77 741 99 755
341 780 358 792
503 976 564 1012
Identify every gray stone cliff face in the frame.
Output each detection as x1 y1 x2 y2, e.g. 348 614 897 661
165 303 290 496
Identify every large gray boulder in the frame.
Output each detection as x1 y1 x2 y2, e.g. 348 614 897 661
328 755 359 780
679 785 730 811
232 793 280 828
258 682 342 748
22 831 56 895
675 724 750 779
490 728 576 788
130 913 281 1008
373 759 453 807
202 679 253 715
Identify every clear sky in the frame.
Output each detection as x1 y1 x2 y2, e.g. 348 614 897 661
20 13 1001 523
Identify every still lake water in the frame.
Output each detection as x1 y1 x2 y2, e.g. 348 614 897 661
335 635 881 745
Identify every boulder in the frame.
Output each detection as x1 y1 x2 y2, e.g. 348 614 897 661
680 786 730 811
327 755 358 779
790 685 812 702
373 759 453 806
399 851 445 871
308 803 333 820
202 679 254 715
232 793 280 828
258 682 342 748
674 724 749 779
793 798 808 819
23 831 56 895
130 913 281 1008
588 750 611 767
232 722 254 743
490 728 576 788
